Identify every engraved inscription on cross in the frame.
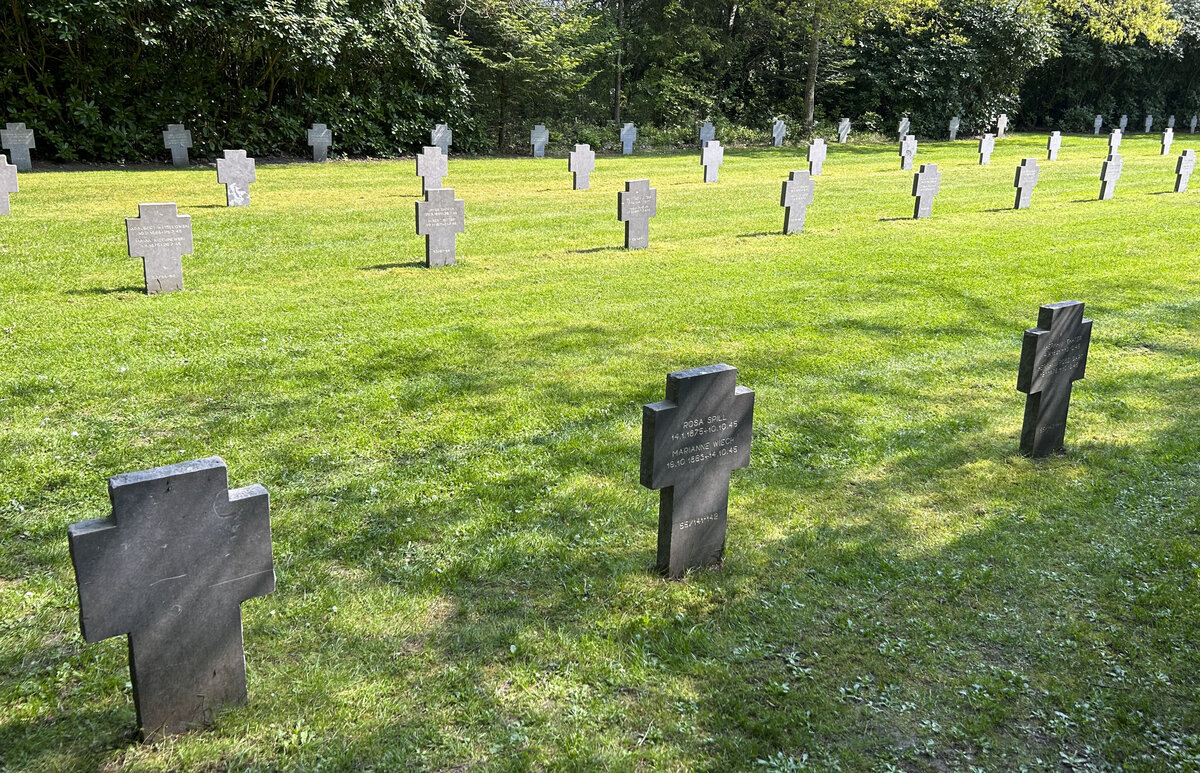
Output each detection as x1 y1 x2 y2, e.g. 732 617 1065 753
808 138 827 175
1161 127 1174 156
126 203 193 294
949 116 960 141
1 123 35 171
780 170 815 234
1047 131 1061 161
899 134 917 170
0 155 17 216
772 119 786 147
837 118 850 143
978 133 995 165
67 457 274 739
530 124 549 157
162 124 193 167
1013 158 1039 210
569 143 595 190
307 123 332 162
621 123 637 154
216 150 256 207
1176 149 1195 193
641 364 754 579
1017 301 1092 457
431 124 453 156
1099 153 1123 200
618 179 657 249
416 146 448 194
416 187 465 268
912 163 941 219
701 140 724 183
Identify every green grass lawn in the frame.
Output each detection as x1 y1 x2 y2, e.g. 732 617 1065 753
1 132 1198 771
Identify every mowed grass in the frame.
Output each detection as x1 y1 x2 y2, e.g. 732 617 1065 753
1 133 1198 771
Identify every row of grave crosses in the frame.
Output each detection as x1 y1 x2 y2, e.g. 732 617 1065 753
65 298 1091 739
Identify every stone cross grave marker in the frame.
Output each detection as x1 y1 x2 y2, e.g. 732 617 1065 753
126 203 193 294
701 140 724 183
67 457 273 739
216 150 256 207
1119 114 1128 131
1109 129 1122 151
621 123 637 155
415 188 465 268
431 124 452 156
1175 149 1195 193
1099 153 1123 200
1192 115 1198 133
837 118 850 143
899 134 917 170
912 163 941 219
618 179 657 249
1013 158 1039 209
949 116 961 141
997 113 1008 137
1167 115 1175 129
530 124 549 158
1161 128 1174 155
1 123 35 171
1017 301 1092 457
1144 114 1154 133
780 170 815 234
162 124 192 167
978 133 995 164
1093 115 1103 134
808 138 827 175
307 123 332 162
898 116 910 140
0 155 17 216
568 143 595 190
699 121 715 146
416 146 447 194
641 363 754 579
772 119 786 147
1047 131 1062 161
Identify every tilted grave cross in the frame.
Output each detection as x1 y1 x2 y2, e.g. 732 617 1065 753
808 138 827 175
530 124 549 158
1119 114 1128 131
978 133 995 165
997 113 1009 137
162 124 192 167
0 155 17 215
912 163 941 219
416 146 447 194
641 363 754 579
699 121 715 146
1093 115 1103 135
1108 129 1122 152
125 203 193 294
1 123 35 171
68 457 274 739
899 134 917 170
568 143 595 190
1099 153 1123 200
898 116 910 140
837 118 850 143
780 170 815 234
431 124 452 156
1161 128 1174 155
949 116 961 141
1047 131 1062 161
621 123 637 155
415 187 465 268
1013 158 1040 209
307 123 332 162
701 140 724 183
216 150 256 207
618 179 657 249
1144 114 1154 133
772 119 786 147
1017 301 1092 457
1175 149 1195 193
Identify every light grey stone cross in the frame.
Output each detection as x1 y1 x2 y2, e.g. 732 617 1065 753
0 155 17 215
897 116 910 140
701 140 724 183
1175 149 1195 193
125 203 193 294
1161 128 1174 156
568 143 595 190
772 119 786 147
431 123 452 156
1 123 35 171
1047 131 1062 161
416 146 447 194
837 118 850 143
162 124 192 167
1192 115 1198 133
1013 158 1039 210
307 123 332 162
1099 153 1123 200
1109 129 1122 152
997 113 1008 137
949 116 960 141
68 457 273 739
1093 115 1103 135
912 163 941 219
216 150 256 207
808 138 827 175
780 170 815 234
1119 114 1128 131
415 187 465 268
618 179 657 249
530 125 549 157
1167 115 1175 129
699 121 715 146
621 123 637 155
899 134 917 170
978 133 995 165
1144 114 1154 133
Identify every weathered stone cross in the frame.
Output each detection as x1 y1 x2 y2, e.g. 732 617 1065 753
949 116 960 141
780 170 815 234
772 119 786 147
1013 158 1039 210
912 163 941 219
1176 149 1195 193
701 140 724 183
162 124 192 167
618 179 657 249
897 116 910 140
1 123 35 171
216 150 256 207
431 123 452 156
415 187 465 268
837 118 850 143
1017 301 1092 457
621 123 637 155
1119 114 1128 131
996 113 1008 137
1161 128 1174 156
699 121 715 146
1099 153 1123 200
1108 129 1122 152
899 134 917 170
568 143 595 190
0 155 17 216
1144 114 1154 133
416 146 447 193
307 123 332 162
1047 131 1061 161
530 124 549 157
808 138 827 175
125 203 193 294
978 133 995 165
1093 115 1103 135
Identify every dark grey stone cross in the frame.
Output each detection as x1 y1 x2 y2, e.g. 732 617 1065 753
1017 301 1092 457
216 150 256 207
162 124 192 167
307 123 332 162
0 154 17 215
416 187 465 267
67 457 274 739
641 364 754 579
621 123 637 155
431 124 452 156
1 123 35 171
125 203 193 294
416 146 447 194
569 144 595 190
618 179 657 249
530 125 549 157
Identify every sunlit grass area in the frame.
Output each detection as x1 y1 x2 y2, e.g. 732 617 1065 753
1 132 1198 771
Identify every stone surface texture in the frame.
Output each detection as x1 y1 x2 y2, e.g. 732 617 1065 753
1017 301 1092 457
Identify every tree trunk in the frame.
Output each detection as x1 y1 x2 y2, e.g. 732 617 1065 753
614 0 624 124
803 11 820 127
